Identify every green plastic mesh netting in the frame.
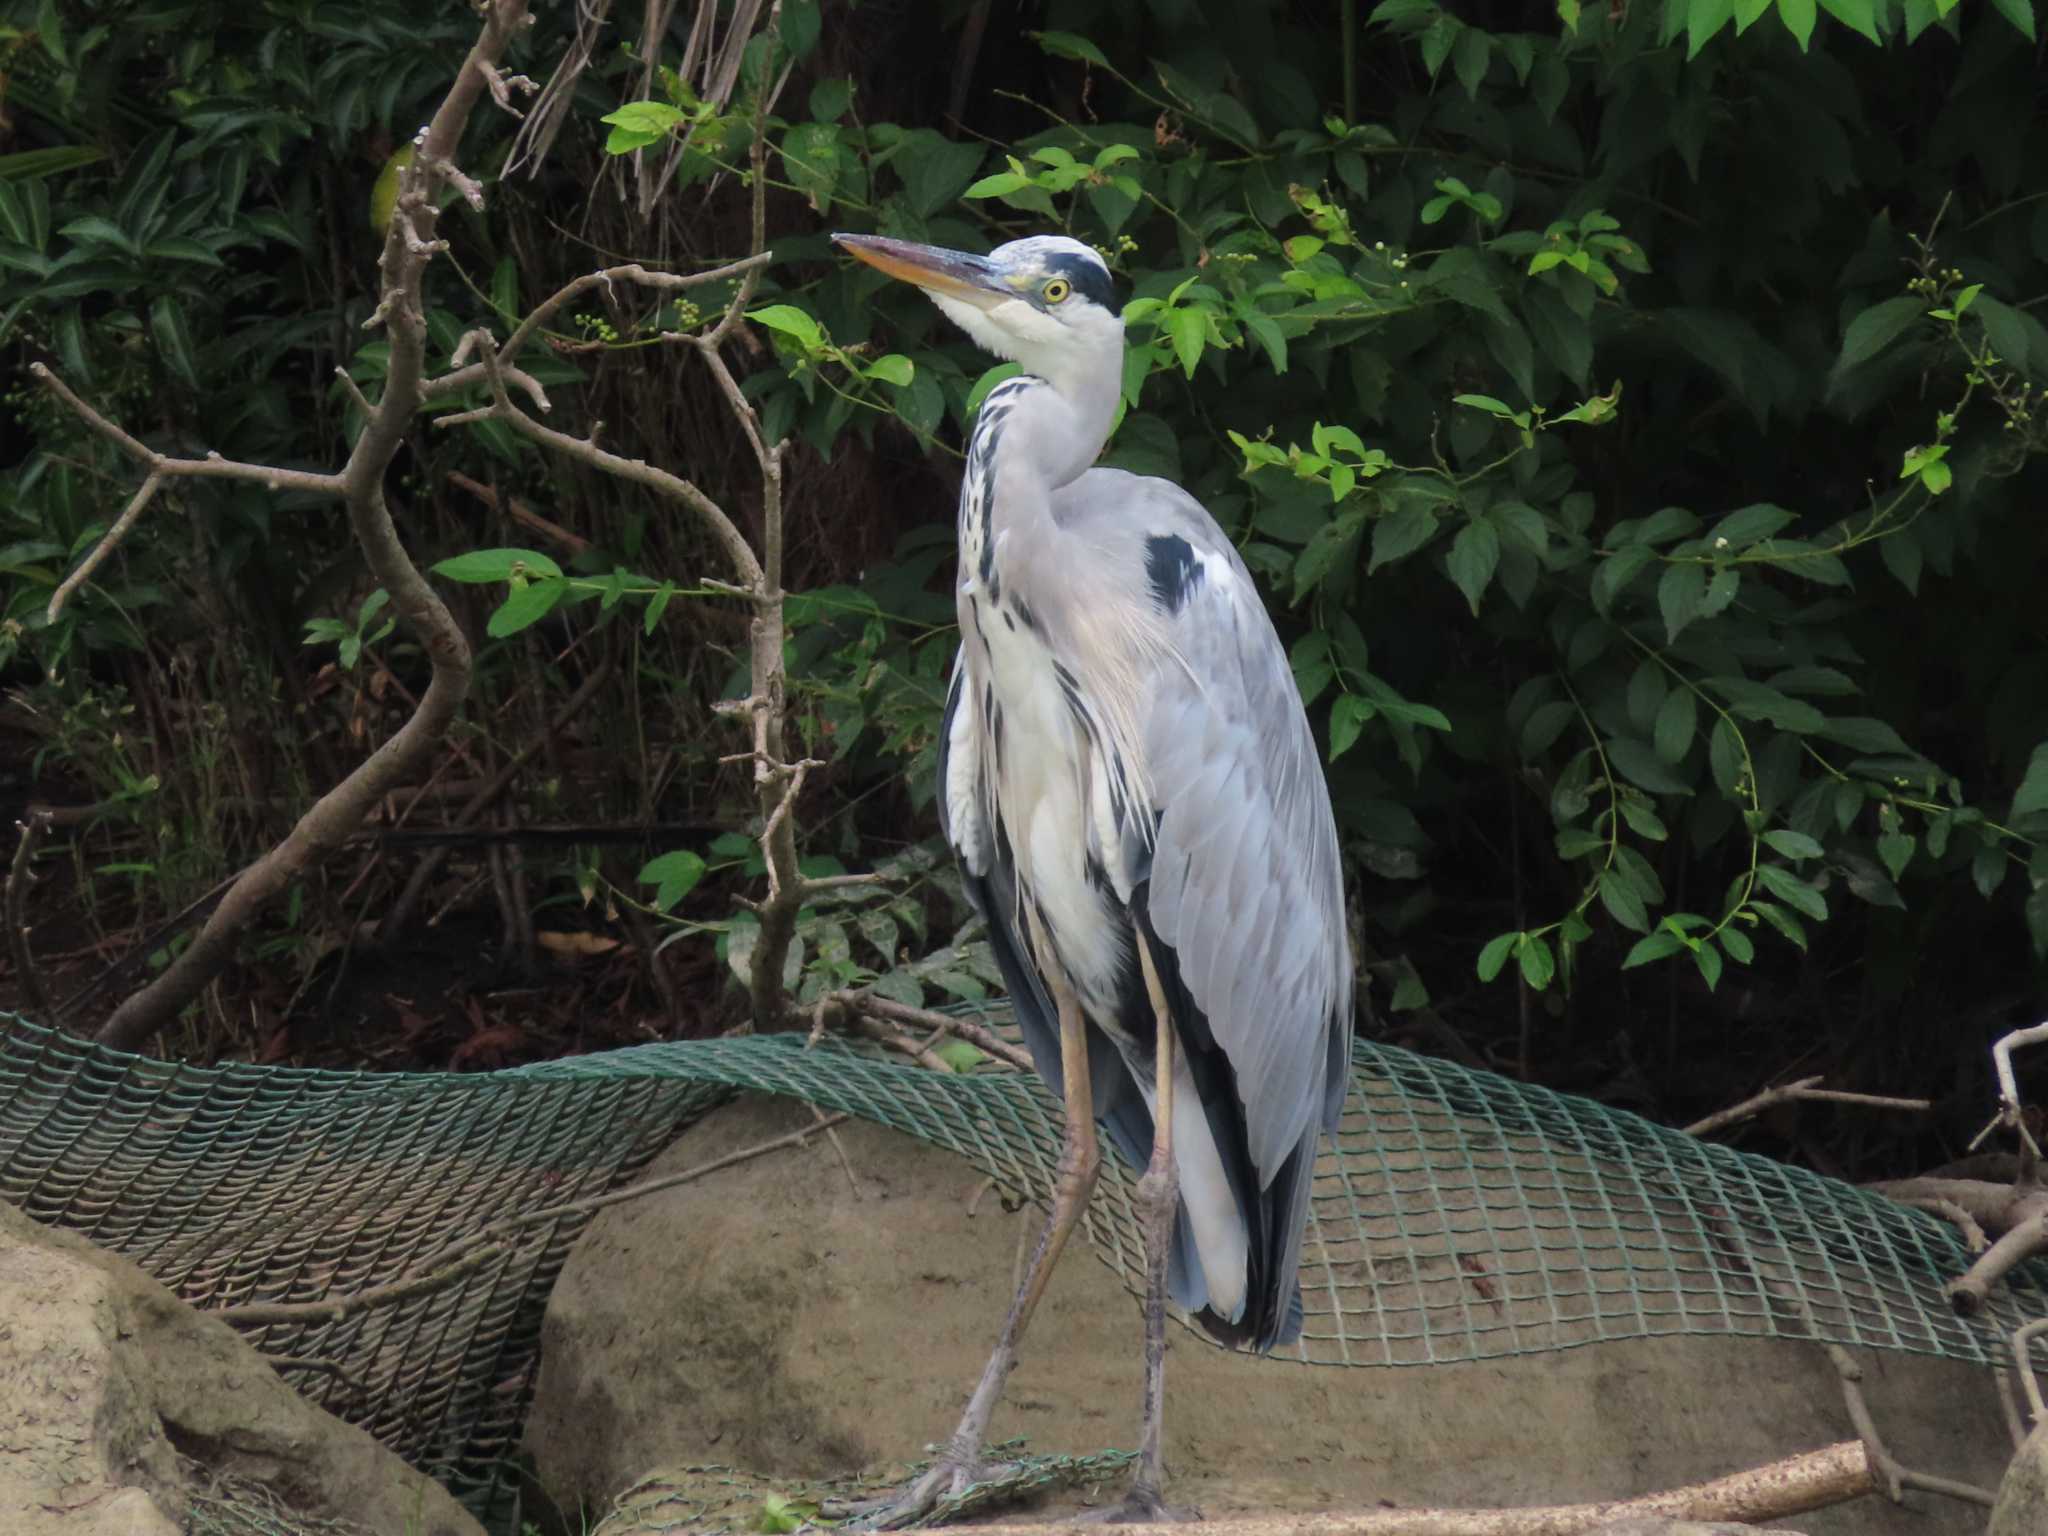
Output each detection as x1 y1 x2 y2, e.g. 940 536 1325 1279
3 1008 2044 1529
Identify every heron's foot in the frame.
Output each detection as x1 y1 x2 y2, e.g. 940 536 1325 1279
824 1454 1024 1530
1077 1484 1201 1524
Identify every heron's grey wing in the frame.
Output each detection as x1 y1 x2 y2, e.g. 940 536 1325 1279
1088 469 1356 1171
1045 467 1355 1350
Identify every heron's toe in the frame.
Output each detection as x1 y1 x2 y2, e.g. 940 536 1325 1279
1079 1486 1201 1524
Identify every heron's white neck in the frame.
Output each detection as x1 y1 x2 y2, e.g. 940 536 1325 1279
933 292 1123 491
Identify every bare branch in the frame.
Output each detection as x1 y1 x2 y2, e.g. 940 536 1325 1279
45 470 164 622
894 1442 1876 1534
1948 1209 2048 1316
32 365 345 499
88 0 535 1049
1684 1075 1929 1140
421 254 772 399
1889 1195 1989 1253
459 327 765 590
849 994 1036 1072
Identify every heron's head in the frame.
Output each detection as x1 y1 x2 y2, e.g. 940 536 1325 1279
833 232 1122 401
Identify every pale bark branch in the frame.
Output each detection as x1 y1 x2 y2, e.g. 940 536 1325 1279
916 1442 1874 1535
1684 1075 1929 1140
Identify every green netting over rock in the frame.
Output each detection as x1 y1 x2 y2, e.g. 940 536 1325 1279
3 1010 2044 1521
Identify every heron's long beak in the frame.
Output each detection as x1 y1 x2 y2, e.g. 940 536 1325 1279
833 233 1009 311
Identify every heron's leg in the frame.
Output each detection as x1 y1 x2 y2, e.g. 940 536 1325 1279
937 970 1100 1458
1124 927 1187 1520
838 973 1099 1528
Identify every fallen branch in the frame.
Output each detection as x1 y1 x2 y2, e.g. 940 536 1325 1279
391 1110 851 1285
923 1441 1873 1535
1948 1209 2048 1317
847 993 1034 1072
1823 1343 1996 1506
1684 1075 1930 1140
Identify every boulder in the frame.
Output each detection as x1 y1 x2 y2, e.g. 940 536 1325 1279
0 1198 482 1536
527 1095 2010 1533
1990 1418 2048 1536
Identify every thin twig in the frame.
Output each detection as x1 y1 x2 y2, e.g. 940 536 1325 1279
1824 1344 1997 1507
853 994 1035 1071
404 1111 852 1279
44 470 164 623
215 1246 500 1329
812 1103 863 1200
1889 1195 1989 1253
2013 1315 2048 1425
1683 1075 1929 1139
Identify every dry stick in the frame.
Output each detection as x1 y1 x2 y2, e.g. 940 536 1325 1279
60 0 538 1051
854 995 1036 1072
446 470 592 555
1948 1209 2048 1316
1683 1075 1931 1139
390 1111 852 1285
929 1442 1874 1536
1824 1344 1998 1507
216 1112 852 1329
1888 1195 1989 1253
4 812 54 1016
2012 1315 2048 1425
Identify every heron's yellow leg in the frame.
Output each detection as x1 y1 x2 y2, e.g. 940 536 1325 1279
1130 927 1181 1512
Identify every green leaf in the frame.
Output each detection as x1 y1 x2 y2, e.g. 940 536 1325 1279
431 548 564 584
863 353 915 387
1454 393 1518 417
1653 687 1697 764
1476 931 1519 982
1709 717 1747 798
1756 864 1828 921
1517 933 1556 989
1762 829 1824 860
1687 0 1736 54
1658 563 1707 642
1989 0 2036 35
1692 940 1724 990
638 849 708 913
2011 743 2048 822
1751 899 1809 949
1973 844 2008 899
486 578 567 638
1522 700 1577 758
1817 0 1883 41
1877 828 1916 880
1710 677 1826 733
1452 28 1491 97
149 295 198 388
1608 738 1692 795
1591 546 1654 615
1718 925 1755 964
1167 306 1207 377
1622 930 1686 968
964 170 1031 199
1370 506 1439 571
747 304 823 348
1599 867 1651 932
1447 520 1500 614
1032 29 1111 66
1329 694 1375 761
1819 716 1913 756
1831 296 1924 378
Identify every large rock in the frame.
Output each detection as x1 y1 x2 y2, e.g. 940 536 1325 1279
526 1095 2010 1532
0 1199 482 1536
1991 1419 2048 1536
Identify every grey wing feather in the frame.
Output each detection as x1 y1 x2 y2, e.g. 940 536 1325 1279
1066 469 1355 1174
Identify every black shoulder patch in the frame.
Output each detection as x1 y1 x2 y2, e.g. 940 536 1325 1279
1045 250 1119 312
1145 534 1203 614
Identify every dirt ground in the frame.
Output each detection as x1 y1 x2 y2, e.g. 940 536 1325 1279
526 1096 2015 1535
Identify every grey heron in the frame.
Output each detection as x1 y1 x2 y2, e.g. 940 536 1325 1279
833 232 1354 1525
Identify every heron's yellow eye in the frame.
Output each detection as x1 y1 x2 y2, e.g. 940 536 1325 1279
1042 277 1072 305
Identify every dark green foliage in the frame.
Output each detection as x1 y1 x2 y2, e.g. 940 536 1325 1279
5 0 2047 1103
